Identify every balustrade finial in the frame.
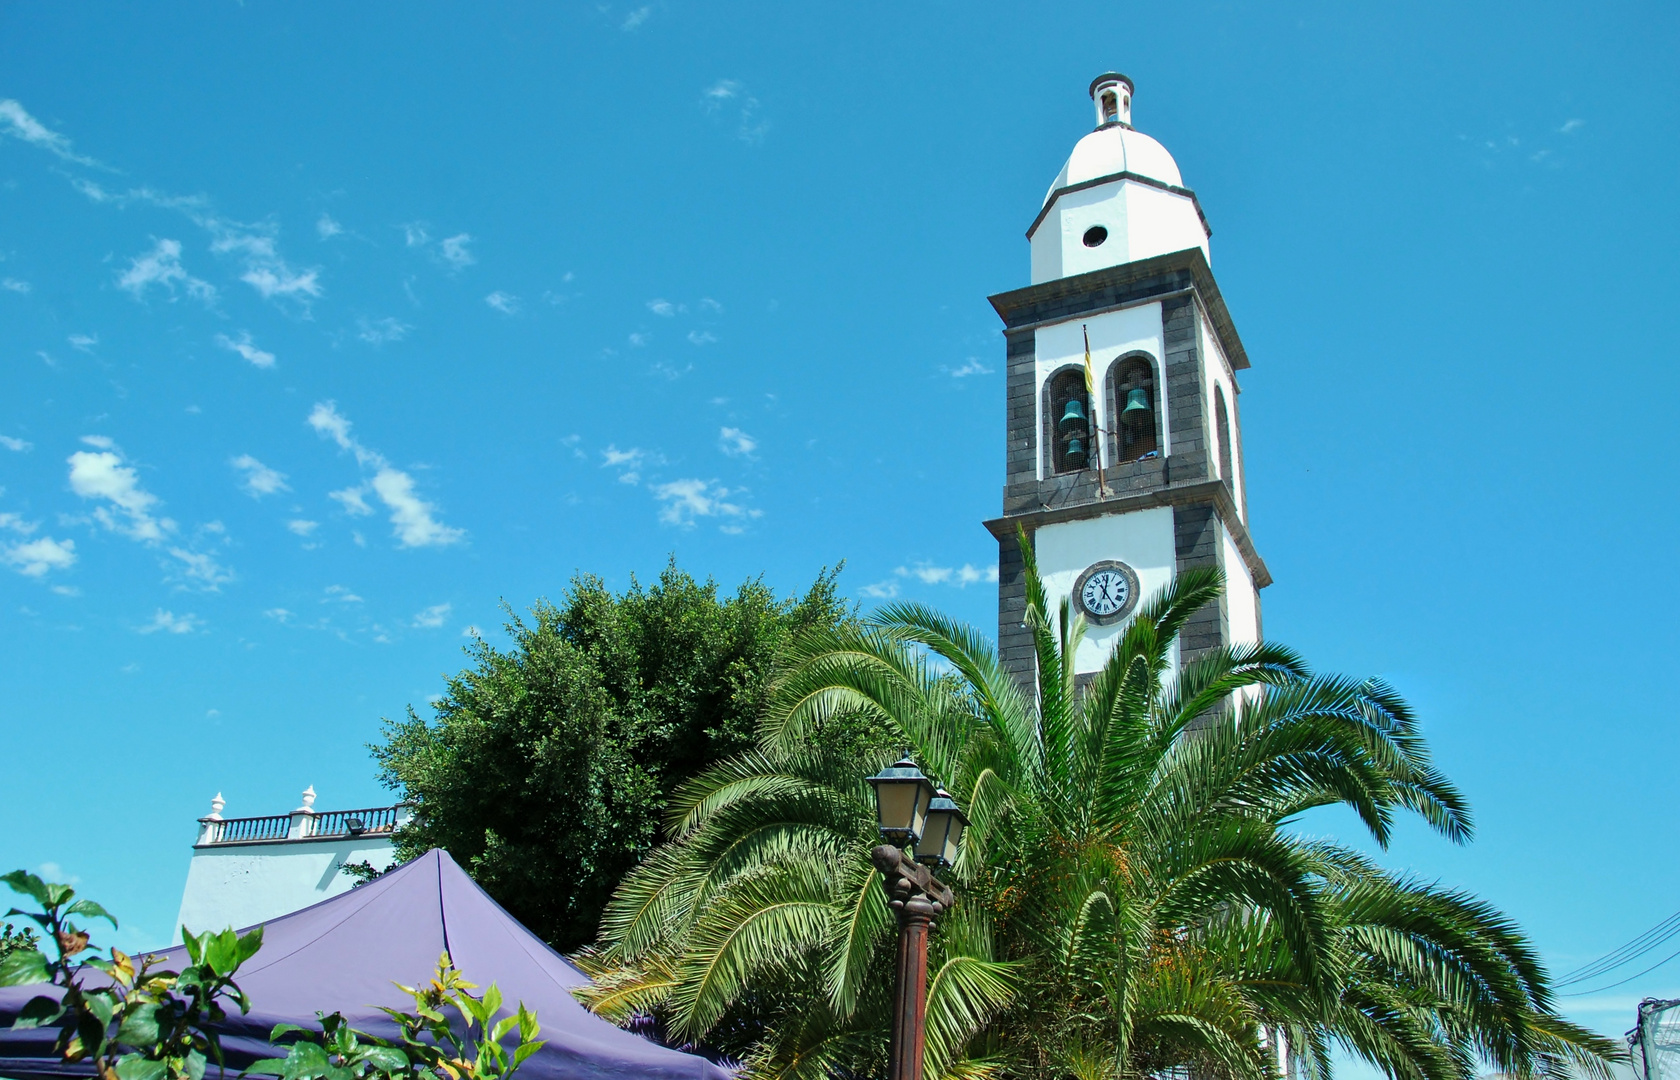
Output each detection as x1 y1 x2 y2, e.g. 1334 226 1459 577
208 792 225 820
297 785 317 812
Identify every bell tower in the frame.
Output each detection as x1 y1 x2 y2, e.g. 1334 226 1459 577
985 73 1269 687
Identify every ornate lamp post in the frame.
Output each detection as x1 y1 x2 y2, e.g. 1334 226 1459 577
867 757 970 1080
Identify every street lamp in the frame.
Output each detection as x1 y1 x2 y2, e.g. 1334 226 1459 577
866 754 936 847
915 788 969 870
867 755 966 1080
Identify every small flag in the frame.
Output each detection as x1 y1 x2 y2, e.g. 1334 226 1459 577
1082 324 1096 401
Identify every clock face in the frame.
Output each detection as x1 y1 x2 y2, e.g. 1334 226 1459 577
1081 570 1130 616
1072 561 1140 625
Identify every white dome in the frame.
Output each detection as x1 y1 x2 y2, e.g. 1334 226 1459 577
1044 125 1184 205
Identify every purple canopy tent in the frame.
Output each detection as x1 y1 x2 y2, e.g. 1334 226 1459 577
0 850 728 1080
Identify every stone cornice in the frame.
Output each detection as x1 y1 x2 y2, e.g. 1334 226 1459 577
983 478 1272 589
987 247 1248 371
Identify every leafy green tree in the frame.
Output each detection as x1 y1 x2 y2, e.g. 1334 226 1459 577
578 534 1618 1080
0 921 39 964
372 562 853 952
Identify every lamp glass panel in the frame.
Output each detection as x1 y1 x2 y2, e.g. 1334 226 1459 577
875 781 922 835
918 807 953 865
939 812 966 866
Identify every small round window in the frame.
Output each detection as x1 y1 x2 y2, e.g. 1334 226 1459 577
1082 226 1108 248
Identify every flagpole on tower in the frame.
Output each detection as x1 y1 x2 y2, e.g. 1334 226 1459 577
1083 324 1111 497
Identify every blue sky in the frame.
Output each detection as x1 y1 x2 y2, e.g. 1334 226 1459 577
3 0 1677 1046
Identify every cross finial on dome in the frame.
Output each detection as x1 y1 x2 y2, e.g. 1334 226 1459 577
1089 72 1134 129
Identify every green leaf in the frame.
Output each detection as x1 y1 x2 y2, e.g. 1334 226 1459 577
117 1002 162 1045
0 947 51 986
0 870 50 907
185 1049 208 1080
204 929 239 976
114 1055 169 1080
235 925 265 964
490 1016 517 1043
269 1022 313 1042
181 929 203 966
12 994 65 1029
480 984 502 1022
245 1058 291 1077
360 1047 408 1074
81 991 116 1028
510 1041 544 1070
66 900 119 929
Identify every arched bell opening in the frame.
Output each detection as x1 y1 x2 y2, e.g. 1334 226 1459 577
1107 355 1160 464
1043 367 1092 476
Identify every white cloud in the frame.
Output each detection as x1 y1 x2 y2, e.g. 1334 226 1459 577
628 331 649 347
0 435 32 452
0 513 36 535
68 446 169 542
906 563 953 585
51 584 79 596
242 265 322 300
718 427 756 457
211 227 323 302
647 298 677 317
230 454 289 497
286 519 318 536
687 330 718 345
439 233 474 269
893 561 999 589
698 298 723 313
138 609 201 635
1559 119 1586 134
702 80 769 144
946 358 992 378
1 278 29 293
859 580 900 600
316 213 343 239
263 608 293 623
216 331 276 369
485 291 520 314
601 444 656 484
309 402 464 548
324 584 362 604
3 536 76 577
357 317 411 345
117 239 216 305
403 223 430 247
653 478 761 529
704 80 741 104
413 602 451 629
329 485 373 516
167 546 233 589
371 467 465 547
622 5 651 29
68 334 97 352
0 99 102 166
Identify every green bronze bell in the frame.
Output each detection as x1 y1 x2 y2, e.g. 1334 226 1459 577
1059 398 1088 430
1122 387 1151 417
1064 437 1086 465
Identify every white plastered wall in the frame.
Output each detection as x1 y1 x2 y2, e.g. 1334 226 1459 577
1034 506 1177 674
1030 179 1209 285
1198 310 1244 522
1034 304 1166 480
1220 526 1260 647
175 837 398 939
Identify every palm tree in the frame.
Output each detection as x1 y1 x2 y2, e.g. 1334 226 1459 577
578 530 1617 1080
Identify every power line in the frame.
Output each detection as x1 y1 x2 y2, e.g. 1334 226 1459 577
1558 908 1680 988
1561 943 1680 998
